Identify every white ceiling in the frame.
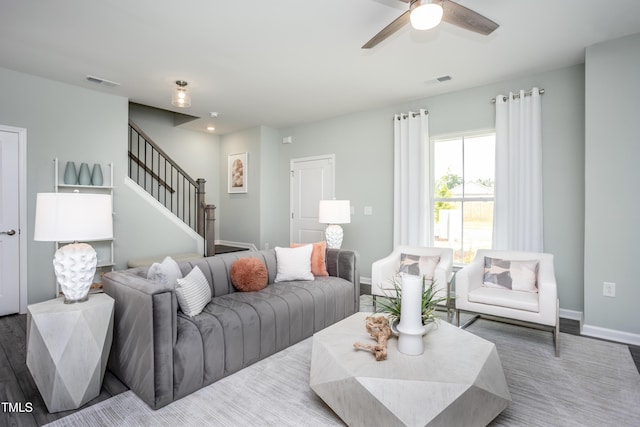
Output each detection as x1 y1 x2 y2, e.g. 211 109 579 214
2 0 640 135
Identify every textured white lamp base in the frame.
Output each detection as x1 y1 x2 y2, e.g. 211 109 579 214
53 242 97 303
325 224 344 249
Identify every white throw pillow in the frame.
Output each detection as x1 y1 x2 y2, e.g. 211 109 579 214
175 266 212 316
274 245 314 282
510 260 539 293
147 256 183 287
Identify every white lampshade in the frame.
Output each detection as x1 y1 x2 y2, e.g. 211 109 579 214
318 200 351 225
410 1 443 30
34 193 113 242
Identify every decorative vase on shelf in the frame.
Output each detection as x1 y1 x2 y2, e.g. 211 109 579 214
78 163 91 185
91 163 103 186
396 274 426 356
63 161 78 185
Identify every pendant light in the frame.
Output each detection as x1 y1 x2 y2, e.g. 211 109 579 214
171 80 191 108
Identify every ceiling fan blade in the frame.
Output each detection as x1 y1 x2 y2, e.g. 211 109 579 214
362 10 410 49
439 0 499 35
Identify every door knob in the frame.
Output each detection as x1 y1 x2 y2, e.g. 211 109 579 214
0 229 16 236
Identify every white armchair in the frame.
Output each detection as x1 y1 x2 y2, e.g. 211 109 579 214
371 246 454 315
455 249 560 356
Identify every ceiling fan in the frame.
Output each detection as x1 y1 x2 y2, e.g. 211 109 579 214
362 0 499 49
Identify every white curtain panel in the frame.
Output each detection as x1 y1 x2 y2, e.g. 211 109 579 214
493 88 543 251
393 109 431 247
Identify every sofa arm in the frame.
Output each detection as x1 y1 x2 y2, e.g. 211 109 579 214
326 248 360 312
103 270 177 409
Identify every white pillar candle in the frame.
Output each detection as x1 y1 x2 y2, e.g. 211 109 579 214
397 274 425 355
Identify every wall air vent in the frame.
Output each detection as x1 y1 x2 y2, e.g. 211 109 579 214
86 75 120 88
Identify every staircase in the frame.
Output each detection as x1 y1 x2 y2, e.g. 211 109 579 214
128 120 216 255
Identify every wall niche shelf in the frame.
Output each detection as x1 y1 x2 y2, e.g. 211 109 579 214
52 158 115 297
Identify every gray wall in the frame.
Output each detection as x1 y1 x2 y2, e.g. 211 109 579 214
585 33 640 334
218 125 287 250
277 64 586 313
219 127 261 245
0 67 127 303
0 67 210 304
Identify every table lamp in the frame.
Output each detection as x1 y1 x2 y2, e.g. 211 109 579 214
34 192 113 304
318 200 351 249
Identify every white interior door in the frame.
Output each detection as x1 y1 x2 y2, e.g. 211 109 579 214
290 155 334 244
0 129 21 315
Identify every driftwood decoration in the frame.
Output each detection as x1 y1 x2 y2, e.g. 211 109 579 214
353 316 392 361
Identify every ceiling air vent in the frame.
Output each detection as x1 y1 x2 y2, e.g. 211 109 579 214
436 75 452 82
86 75 120 88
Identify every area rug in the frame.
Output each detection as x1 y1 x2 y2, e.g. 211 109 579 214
45 319 640 427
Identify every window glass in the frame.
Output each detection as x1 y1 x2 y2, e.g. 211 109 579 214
433 133 495 264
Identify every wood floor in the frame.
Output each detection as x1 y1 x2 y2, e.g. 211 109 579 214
2 307 639 426
0 313 127 427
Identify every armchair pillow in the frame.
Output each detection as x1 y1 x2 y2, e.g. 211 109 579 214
483 257 539 293
399 253 440 283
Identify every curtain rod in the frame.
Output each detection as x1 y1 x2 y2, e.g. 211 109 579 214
491 88 545 103
394 109 429 120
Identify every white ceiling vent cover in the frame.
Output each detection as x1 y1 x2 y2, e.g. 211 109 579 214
86 75 120 88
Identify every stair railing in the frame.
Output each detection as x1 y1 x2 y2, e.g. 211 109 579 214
128 120 210 245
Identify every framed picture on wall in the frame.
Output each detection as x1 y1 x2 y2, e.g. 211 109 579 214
228 152 248 193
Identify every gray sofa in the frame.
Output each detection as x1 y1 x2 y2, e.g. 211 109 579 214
103 248 359 409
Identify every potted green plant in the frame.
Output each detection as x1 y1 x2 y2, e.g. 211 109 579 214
375 275 449 329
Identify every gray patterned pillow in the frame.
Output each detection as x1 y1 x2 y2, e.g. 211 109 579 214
483 257 539 292
399 254 440 283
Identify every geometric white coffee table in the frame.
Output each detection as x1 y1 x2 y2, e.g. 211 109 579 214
26 293 114 413
310 312 511 427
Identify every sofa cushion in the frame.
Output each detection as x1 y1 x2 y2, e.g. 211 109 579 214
468 286 539 313
230 257 268 292
176 266 212 316
274 245 314 282
399 253 440 282
147 256 182 286
483 257 539 292
291 241 329 277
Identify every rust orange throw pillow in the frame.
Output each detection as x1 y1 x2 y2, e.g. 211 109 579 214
291 241 329 277
230 257 268 292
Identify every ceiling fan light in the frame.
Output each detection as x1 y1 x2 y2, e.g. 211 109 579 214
410 2 444 31
171 80 191 108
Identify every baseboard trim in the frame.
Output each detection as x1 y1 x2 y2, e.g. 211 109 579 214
215 240 258 252
559 308 583 322
582 324 640 346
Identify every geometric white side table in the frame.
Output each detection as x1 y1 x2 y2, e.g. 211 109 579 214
26 293 114 413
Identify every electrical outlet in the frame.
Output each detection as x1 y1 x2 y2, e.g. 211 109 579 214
603 282 616 297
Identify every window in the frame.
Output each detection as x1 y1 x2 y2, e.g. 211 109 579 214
432 133 495 264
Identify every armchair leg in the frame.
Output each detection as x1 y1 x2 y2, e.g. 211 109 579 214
456 309 460 327
372 295 377 312
554 299 560 357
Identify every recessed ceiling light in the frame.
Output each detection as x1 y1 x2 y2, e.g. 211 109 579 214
210 112 218 118
206 126 215 131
